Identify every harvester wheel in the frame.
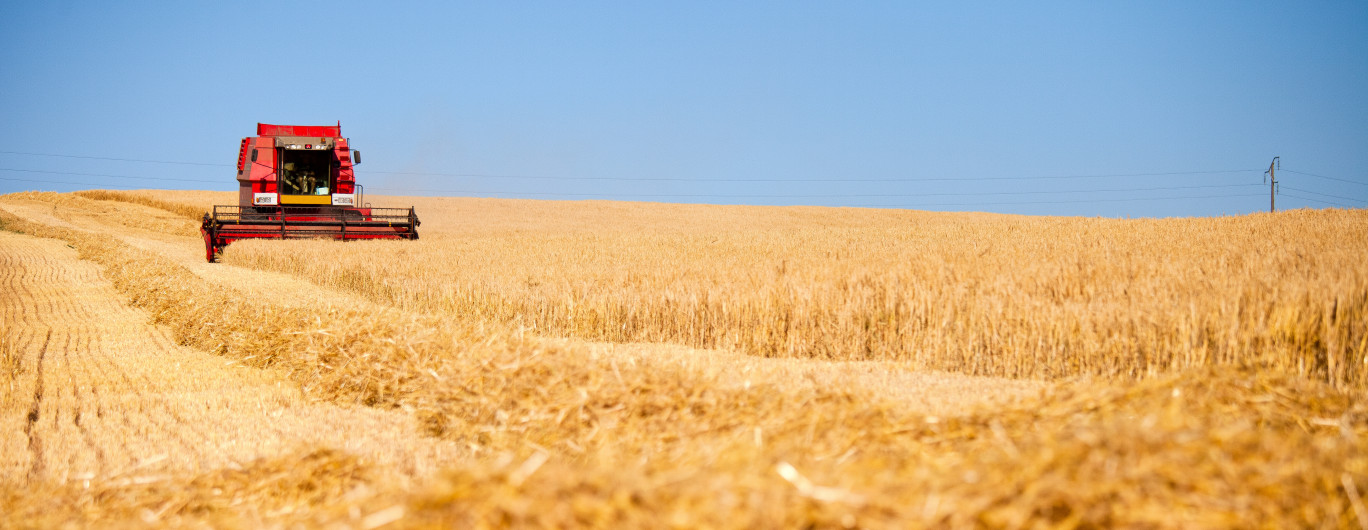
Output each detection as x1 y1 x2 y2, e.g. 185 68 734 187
203 230 217 263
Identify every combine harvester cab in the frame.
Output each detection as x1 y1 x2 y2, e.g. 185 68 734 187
201 122 419 262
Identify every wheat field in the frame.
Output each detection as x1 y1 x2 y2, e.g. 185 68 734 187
1 189 1365 528
218 194 1367 386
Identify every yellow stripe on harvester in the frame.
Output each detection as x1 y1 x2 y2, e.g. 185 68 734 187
280 195 331 205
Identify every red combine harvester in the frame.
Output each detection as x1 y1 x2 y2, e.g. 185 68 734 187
200 122 419 262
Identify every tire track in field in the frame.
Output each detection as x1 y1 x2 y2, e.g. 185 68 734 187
62 330 109 475
64 328 168 474
4 272 34 326
85 337 209 468
1 227 213 476
0 227 460 486
22 329 51 481
45 330 112 479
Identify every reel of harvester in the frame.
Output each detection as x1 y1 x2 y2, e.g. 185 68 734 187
201 205 418 263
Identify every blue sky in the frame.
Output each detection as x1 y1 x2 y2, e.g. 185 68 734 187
2 2 1365 217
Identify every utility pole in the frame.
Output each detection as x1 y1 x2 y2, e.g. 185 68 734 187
1264 156 1280 213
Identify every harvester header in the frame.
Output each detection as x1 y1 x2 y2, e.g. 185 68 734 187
200 122 419 262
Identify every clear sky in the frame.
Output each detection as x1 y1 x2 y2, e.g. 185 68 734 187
2 2 1365 217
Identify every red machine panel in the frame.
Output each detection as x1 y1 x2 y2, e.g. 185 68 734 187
257 122 342 137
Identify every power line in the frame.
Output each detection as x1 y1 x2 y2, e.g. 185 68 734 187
365 168 1261 183
0 172 1265 207
0 150 228 167
0 176 146 190
3 147 1360 210
366 183 1263 199
828 193 1270 209
1280 192 1357 208
366 188 1266 205
0 167 221 184
3 149 1264 184
1281 186 1367 205
0 155 1275 203
1281 168 1368 187
6 148 1362 188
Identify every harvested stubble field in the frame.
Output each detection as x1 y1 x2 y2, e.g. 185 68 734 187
0 189 1365 528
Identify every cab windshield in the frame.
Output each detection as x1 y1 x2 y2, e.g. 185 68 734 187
278 149 334 195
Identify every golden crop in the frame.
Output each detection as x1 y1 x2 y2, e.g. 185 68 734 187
222 196 1368 387
1 190 1365 528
